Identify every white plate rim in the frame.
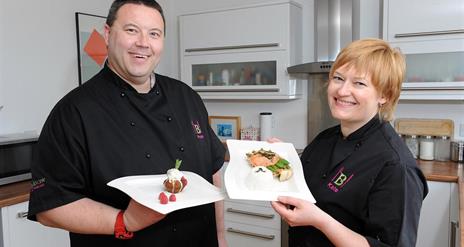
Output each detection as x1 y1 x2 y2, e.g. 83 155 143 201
107 171 226 214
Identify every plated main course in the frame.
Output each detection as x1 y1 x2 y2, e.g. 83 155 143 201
245 148 293 190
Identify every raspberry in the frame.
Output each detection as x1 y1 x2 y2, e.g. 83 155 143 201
169 194 176 202
159 192 168 204
181 176 188 187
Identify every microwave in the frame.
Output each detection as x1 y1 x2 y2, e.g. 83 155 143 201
0 133 38 186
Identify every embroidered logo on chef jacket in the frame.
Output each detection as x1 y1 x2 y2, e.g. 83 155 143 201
31 177 46 192
327 167 353 193
191 120 204 139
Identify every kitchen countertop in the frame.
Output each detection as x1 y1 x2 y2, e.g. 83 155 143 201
0 132 38 145
2 160 463 245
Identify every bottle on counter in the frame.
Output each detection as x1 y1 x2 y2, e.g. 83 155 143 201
419 135 434 160
259 112 273 141
404 134 419 159
434 135 451 161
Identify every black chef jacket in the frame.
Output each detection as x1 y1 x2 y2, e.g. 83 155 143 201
28 64 225 247
290 117 428 247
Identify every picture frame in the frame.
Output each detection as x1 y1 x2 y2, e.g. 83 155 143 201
75 12 107 85
208 116 241 141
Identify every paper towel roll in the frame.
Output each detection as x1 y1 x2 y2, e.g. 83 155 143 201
260 112 272 141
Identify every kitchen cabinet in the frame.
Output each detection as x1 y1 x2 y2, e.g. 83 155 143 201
179 1 302 100
220 163 283 247
398 51 464 100
383 0 464 54
0 201 70 247
416 181 460 247
383 0 464 100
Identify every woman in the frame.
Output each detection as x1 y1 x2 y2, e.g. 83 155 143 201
272 38 428 247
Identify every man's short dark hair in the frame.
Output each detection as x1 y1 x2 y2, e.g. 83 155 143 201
106 0 166 35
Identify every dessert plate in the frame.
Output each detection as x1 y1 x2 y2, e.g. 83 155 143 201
108 171 226 214
225 140 315 202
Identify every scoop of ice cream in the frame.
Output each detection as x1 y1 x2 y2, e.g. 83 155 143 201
167 168 183 181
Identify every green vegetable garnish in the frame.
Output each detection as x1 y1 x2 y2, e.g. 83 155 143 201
275 158 289 168
175 159 182 169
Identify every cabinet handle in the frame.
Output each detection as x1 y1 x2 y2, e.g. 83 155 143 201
394 29 464 38
195 87 279 92
17 211 28 219
227 227 275 240
450 221 459 247
185 43 279 52
227 207 275 219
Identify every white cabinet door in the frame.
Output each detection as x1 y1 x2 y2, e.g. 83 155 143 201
384 0 464 44
416 181 459 247
1 201 70 247
180 3 291 53
383 0 464 54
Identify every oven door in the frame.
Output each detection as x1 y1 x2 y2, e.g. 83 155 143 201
0 141 36 185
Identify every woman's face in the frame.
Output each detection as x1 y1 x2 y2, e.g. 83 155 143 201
327 64 386 131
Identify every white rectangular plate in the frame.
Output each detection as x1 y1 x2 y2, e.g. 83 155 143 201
225 140 315 202
107 171 226 214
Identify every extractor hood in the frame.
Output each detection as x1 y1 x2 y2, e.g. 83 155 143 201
287 0 356 74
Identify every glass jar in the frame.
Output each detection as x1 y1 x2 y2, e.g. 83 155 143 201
434 136 451 161
451 141 464 163
419 135 434 160
404 135 419 159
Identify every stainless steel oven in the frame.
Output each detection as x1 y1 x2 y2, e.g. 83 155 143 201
0 133 38 185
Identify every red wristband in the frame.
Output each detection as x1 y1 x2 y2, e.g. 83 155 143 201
114 210 134 240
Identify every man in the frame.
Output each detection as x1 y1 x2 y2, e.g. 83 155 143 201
28 1 227 246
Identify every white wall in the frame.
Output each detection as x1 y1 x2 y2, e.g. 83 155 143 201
0 0 113 135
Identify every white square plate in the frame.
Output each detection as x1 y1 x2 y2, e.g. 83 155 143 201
107 171 226 214
225 140 315 202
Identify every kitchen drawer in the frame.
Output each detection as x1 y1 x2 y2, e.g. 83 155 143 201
225 221 281 247
224 200 280 229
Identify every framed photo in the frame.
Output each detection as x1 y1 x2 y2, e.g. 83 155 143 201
208 116 241 141
75 12 107 85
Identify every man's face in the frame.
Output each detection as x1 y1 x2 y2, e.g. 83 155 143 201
104 3 164 86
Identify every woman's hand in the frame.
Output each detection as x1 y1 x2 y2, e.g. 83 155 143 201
123 199 166 232
271 196 327 228
266 137 282 143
